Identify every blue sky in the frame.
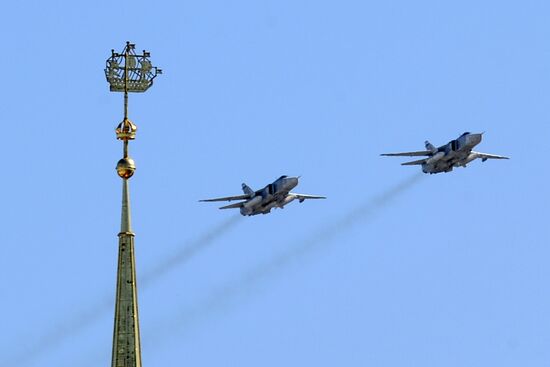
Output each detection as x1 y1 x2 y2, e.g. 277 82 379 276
0 0 549 366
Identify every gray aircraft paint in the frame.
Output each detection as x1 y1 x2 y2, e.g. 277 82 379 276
381 132 509 174
200 176 326 216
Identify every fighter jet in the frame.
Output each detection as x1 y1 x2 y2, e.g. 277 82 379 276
381 132 509 174
200 176 326 216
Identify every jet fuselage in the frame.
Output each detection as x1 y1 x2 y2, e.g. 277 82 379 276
241 176 298 215
381 132 508 174
422 132 482 174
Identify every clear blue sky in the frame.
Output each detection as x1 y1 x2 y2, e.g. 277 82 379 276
0 0 549 366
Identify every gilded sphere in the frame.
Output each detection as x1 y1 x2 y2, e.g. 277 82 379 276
116 158 136 179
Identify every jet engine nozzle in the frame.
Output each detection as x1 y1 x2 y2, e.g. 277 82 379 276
426 151 445 165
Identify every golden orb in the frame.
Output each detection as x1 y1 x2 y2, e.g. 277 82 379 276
116 157 136 179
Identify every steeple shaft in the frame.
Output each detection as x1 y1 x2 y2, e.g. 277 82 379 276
111 229 142 367
106 41 160 367
120 179 133 234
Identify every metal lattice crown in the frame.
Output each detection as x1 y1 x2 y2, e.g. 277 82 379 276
116 118 138 140
105 42 162 93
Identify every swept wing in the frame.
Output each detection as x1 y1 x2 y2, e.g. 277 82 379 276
199 194 251 202
473 152 510 161
381 151 432 157
290 193 327 201
401 158 428 166
219 202 246 210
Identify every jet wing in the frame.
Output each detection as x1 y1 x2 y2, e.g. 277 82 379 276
290 193 327 201
219 202 245 210
381 151 432 157
401 158 427 166
473 152 510 161
199 194 251 202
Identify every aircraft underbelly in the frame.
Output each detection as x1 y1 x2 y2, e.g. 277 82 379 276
435 160 451 170
431 151 469 172
244 196 278 215
243 196 263 209
250 193 292 215
423 160 453 173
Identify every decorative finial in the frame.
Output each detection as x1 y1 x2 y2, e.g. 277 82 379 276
116 118 138 140
116 157 136 179
105 42 162 93
106 41 161 180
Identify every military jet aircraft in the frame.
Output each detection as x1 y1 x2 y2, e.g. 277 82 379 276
381 132 509 174
200 176 326 216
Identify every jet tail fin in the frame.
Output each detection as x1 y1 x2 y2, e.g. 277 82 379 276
425 140 437 153
242 183 254 195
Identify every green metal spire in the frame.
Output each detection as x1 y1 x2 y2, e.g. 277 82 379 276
105 42 161 367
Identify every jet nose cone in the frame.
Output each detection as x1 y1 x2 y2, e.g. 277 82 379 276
286 176 299 189
468 133 483 145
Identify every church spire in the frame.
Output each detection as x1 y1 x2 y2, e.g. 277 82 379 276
105 42 161 367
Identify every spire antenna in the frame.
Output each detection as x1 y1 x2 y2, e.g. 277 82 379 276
105 41 161 367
